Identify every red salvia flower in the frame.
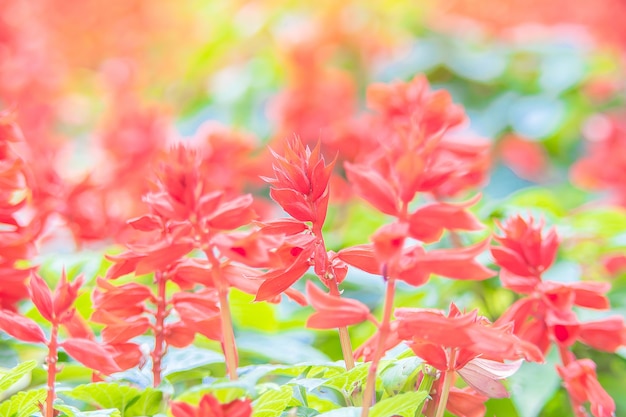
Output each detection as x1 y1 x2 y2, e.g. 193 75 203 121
491 215 559 292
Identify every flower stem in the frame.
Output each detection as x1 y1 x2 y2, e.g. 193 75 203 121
151 271 167 387
45 324 58 417
361 274 396 417
434 348 457 417
206 249 239 380
327 278 355 370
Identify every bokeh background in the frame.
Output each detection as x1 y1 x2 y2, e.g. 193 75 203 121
3 1 626 416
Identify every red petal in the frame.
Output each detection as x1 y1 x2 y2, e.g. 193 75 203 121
337 244 380 275
207 194 256 230
61 338 121 375
345 162 399 216
29 273 54 322
408 194 483 243
0 310 47 343
305 281 370 329
135 243 193 275
579 316 626 352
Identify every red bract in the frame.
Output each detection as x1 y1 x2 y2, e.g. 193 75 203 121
171 393 252 417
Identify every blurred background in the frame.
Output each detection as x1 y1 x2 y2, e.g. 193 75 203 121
3 1 626 415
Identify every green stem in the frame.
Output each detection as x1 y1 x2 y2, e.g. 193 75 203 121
361 274 396 417
417 366 438 417
45 324 58 417
434 348 457 417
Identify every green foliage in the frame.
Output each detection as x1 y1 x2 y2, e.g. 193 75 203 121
370 391 429 417
64 383 163 417
0 360 36 394
0 389 46 417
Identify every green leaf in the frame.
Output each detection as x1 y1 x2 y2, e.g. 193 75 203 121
54 403 122 417
369 391 429 417
0 360 37 393
252 385 294 417
64 382 162 417
316 407 361 417
124 387 163 417
0 389 46 417
323 363 369 393
379 357 423 396
174 381 250 404
280 407 320 417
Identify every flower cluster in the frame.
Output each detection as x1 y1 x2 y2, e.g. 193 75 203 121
492 215 625 417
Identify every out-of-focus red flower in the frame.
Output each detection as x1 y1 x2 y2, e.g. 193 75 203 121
346 76 490 211
435 0 626 51
171 393 252 417
602 253 626 276
571 115 626 206
557 359 616 417
498 134 549 182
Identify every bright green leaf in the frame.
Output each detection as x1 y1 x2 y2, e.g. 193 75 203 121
369 390 429 417
252 385 294 417
0 389 46 417
0 360 37 393
64 382 162 416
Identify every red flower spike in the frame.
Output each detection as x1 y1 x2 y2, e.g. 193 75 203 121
557 359 616 417
305 281 371 329
492 215 559 284
0 309 47 344
407 193 484 243
265 138 335 225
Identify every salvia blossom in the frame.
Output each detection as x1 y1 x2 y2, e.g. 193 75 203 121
492 215 623 417
170 393 252 417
